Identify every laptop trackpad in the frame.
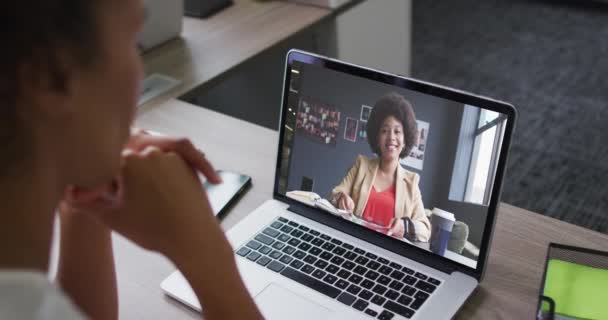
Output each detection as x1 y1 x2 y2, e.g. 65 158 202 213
255 283 333 320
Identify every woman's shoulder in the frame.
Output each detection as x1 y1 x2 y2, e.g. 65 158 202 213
355 154 377 166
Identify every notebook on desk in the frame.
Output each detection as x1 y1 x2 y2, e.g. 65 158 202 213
161 50 517 319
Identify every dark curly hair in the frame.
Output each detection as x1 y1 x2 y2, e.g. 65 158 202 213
0 1 100 175
366 92 418 159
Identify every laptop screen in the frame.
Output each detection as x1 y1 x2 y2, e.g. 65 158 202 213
276 51 514 271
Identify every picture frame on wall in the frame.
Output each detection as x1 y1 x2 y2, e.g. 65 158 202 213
401 120 430 170
360 105 372 122
295 97 341 146
344 117 358 142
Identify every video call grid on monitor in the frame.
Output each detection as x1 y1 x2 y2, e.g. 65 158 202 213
274 51 516 276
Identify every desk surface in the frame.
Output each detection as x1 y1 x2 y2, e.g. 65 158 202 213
119 1 608 319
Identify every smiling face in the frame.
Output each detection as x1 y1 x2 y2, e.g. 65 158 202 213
377 116 405 161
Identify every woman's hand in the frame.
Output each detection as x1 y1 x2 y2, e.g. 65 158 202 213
387 219 405 239
336 192 355 213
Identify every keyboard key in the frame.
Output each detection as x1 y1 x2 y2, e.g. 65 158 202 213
379 265 393 275
378 275 392 286
365 270 380 281
304 255 317 264
415 280 437 294
312 269 326 279
397 295 412 306
323 274 338 285
332 247 346 256
348 274 363 284
320 234 331 241
293 250 306 259
279 255 293 264
320 251 334 261
367 261 381 270
428 277 441 286
337 292 357 306
346 284 362 295
236 247 251 256
364 309 378 317
278 233 291 242
355 256 370 265
298 225 310 232
378 257 390 264
259 246 272 255
326 264 339 274
354 266 368 275
336 279 349 289
342 261 356 270
384 300 415 319
402 285 416 296
403 275 417 285
342 243 354 250
301 264 314 274
256 256 271 267
311 238 325 246
359 289 373 300
309 247 322 256
410 298 424 310
288 221 299 227
278 217 288 223
389 262 402 270
372 284 387 295
288 238 301 247
267 260 285 272
337 269 351 280
389 280 404 291
301 234 314 242
385 289 400 301
269 250 283 260
263 227 280 238
290 229 304 238
247 251 261 262
314 260 328 269
290 260 304 269
331 238 343 245
271 221 283 229
353 299 369 311
354 248 366 255
254 234 274 245
414 272 428 281
280 225 293 233
246 240 262 250
297 242 311 251
402 266 415 275
378 310 394 320
390 270 405 281
365 252 377 259
309 229 320 236
343 252 358 261
415 291 429 301
321 243 336 251
330 256 345 266
282 246 296 255
371 295 386 306
355 276 372 288
281 267 340 298
272 241 285 250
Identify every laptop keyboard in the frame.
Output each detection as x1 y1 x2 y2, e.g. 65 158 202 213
235 217 442 319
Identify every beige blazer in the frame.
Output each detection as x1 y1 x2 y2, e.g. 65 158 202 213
330 155 431 241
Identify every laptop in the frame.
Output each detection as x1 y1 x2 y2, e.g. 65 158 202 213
161 50 517 319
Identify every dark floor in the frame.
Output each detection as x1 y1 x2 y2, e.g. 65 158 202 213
412 0 608 232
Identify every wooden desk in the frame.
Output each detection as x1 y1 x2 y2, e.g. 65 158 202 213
115 1 608 319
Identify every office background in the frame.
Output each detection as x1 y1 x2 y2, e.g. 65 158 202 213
286 64 490 247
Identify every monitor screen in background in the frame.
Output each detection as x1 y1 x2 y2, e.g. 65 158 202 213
278 62 509 269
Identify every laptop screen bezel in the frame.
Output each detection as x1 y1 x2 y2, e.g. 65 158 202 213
273 49 517 280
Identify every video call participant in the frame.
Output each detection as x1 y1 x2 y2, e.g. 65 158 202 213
331 93 431 242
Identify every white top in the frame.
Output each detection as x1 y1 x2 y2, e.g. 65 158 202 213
0 270 85 320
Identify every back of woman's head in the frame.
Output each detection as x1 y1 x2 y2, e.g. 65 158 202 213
0 1 99 175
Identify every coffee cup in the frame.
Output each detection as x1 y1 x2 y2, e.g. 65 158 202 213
430 208 455 256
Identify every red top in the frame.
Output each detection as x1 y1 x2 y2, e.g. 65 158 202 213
362 184 396 227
